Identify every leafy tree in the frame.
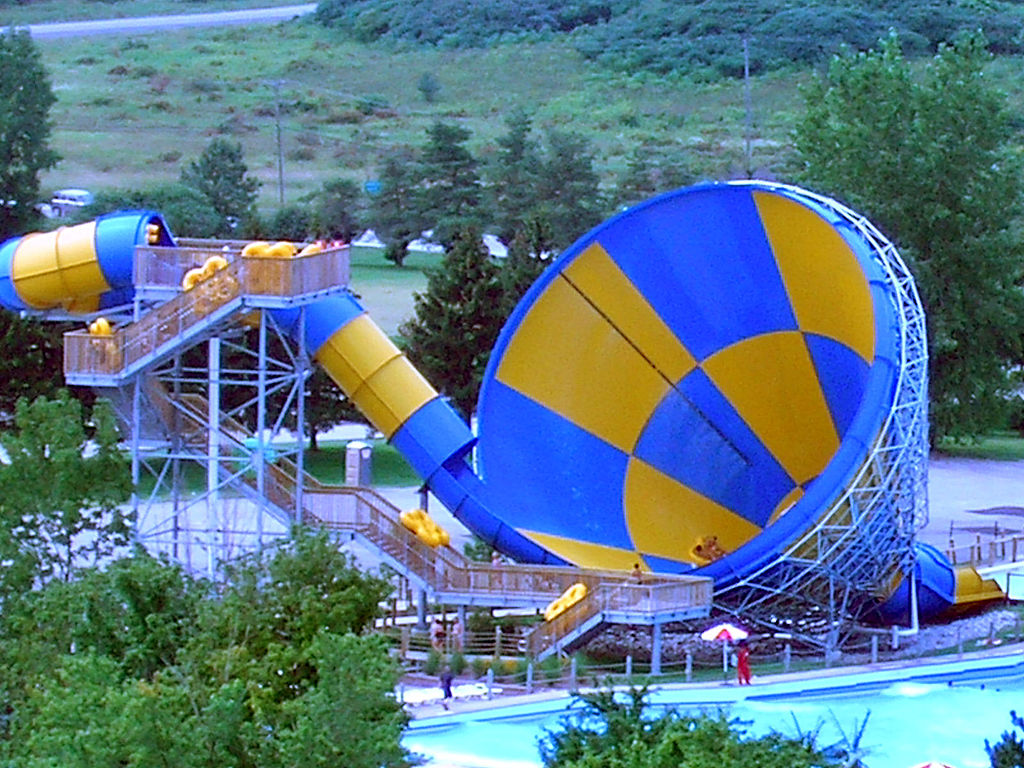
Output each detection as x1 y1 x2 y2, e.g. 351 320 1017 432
0 311 69 418
181 138 261 235
615 142 696 208
534 128 605 249
0 29 58 240
270 203 313 241
275 633 408 768
400 227 504 420
0 529 403 768
419 121 486 244
372 151 423 267
794 32 1024 443
540 686 853 768
0 394 132 597
486 108 541 242
83 183 222 237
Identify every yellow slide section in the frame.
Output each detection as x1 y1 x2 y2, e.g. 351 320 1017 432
314 313 437 438
13 221 108 310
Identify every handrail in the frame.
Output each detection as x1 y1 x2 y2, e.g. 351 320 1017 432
523 579 714 656
65 244 351 379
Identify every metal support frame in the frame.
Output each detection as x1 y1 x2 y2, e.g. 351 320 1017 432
130 309 313 574
718 182 929 649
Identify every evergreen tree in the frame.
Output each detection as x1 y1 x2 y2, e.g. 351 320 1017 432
308 177 362 241
180 138 261 235
0 29 58 239
498 216 552 316
372 152 423 267
420 121 486 244
535 128 605 249
399 227 504 420
794 32 1024 443
487 109 541 241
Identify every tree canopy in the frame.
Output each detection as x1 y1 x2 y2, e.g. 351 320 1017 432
794 32 1024 443
0 529 405 768
314 0 1024 77
0 29 58 239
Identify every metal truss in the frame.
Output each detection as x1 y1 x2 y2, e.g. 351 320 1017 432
125 308 312 576
719 182 929 648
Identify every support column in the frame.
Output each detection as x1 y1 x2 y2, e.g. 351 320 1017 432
295 306 307 520
651 622 663 676
416 588 428 630
207 336 221 567
256 311 267 550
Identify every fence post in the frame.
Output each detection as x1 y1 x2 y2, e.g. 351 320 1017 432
685 650 692 682
870 635 878 664
625 655 633 678
486 668 495 700
495 626 502 658
570 657 578 693
891 624 900 650
783 643 791 673
400 626 410 660
526 662 534 694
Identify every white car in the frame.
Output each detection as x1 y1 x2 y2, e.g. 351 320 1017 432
49 188 94 217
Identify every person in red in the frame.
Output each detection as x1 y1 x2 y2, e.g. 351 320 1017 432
736 639 752 685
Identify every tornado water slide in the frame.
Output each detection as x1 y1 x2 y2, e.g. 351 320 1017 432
0 184 1002 623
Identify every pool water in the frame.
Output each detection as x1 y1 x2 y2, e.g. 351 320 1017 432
405 674 1024 768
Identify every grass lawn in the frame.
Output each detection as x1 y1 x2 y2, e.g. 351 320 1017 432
935 430 1024 461
135 438 419 498
30 19 802 218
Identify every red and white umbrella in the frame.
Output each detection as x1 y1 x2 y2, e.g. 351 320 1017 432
700 622 750 672
700 622 749 642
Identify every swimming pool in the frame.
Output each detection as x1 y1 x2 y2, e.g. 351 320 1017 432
404 654 1024 768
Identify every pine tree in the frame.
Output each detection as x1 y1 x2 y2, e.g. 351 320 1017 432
487 109 541 242
399 227 504 420
180 138 261 235
534 128 605 250
372 152 423 267
419 122 486 245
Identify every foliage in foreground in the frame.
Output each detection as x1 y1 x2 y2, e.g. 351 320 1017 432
539 686 860 768
0 529 408 768
988 710 1024 768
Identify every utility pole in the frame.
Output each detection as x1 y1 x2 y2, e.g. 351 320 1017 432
743 37 753 178
272 80 285 205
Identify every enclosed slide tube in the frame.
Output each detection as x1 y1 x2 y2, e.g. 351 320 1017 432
0 194 1002 622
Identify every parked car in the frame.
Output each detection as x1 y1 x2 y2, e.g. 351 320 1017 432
49 188 94 217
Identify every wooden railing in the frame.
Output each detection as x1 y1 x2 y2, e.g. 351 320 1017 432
65 244 350 378
947 532 1024 569
133 243 350 297
524 579 713 656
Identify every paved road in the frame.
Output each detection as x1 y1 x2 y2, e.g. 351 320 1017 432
3 3 316 39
